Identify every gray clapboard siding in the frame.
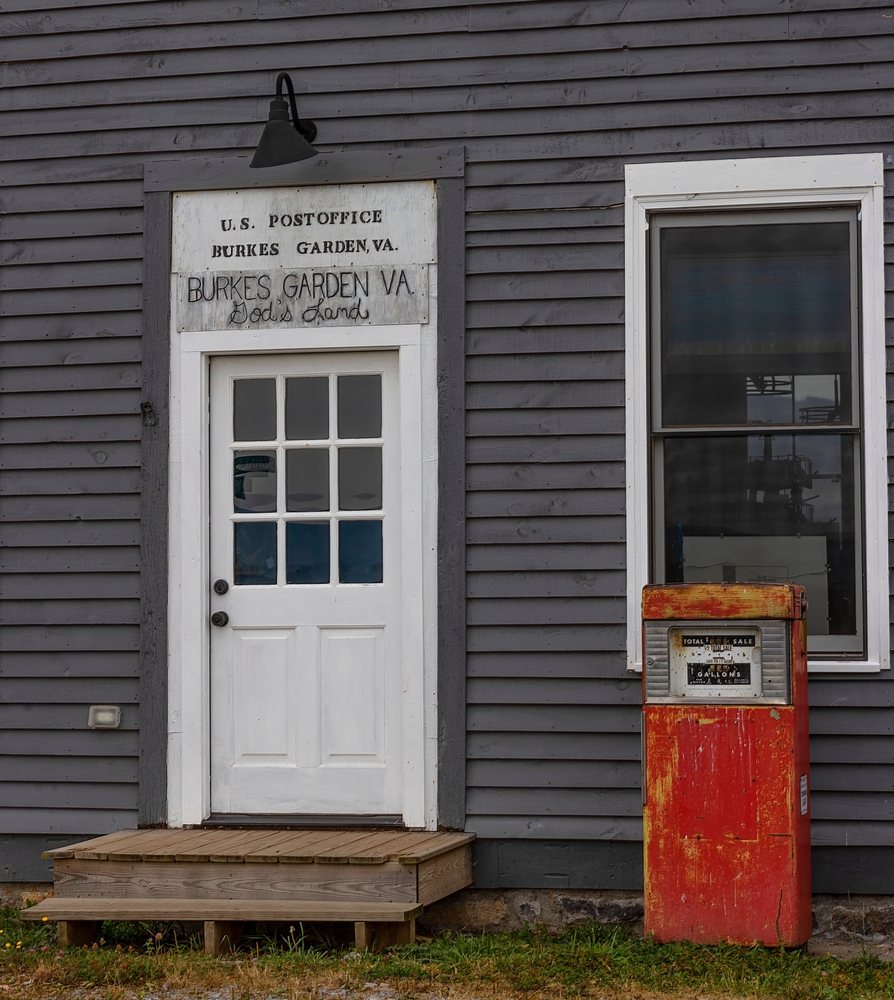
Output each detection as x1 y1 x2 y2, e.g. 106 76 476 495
466 437 625 464
468 787 642 816
466 410 625 437
0 443 139 469
0 651 139 678
467 623 627 652
467 380 625 407
0 414 141 443
0 782 138 810
0 389 142 418
467 651 629 678
0 728 139 756
467 816 643 840
0 756 138 783
0 546 139 573
0 258 142 291
466 464 626 491
0 234 143 266
468 759 642 787
0 495 140 520
0 181 143 214
0 808 137 835
468 677 638 705
0 678 138 703
468 705 640 733
467 489 625 518
1 0 892 883
812 764 894 791
467 597 626 626
469 328 627 355
1 625 139 652
0 469 141 496
467 570 626 599
0 313 143 342
0 210 143 241
467 515 626 544
468 732 640 760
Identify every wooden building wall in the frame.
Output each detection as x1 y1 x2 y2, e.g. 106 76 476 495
2 0 893 889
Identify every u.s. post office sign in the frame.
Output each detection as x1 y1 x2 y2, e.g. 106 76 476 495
172 182 435 331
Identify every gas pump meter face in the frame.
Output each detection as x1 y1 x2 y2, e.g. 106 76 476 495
668 626 763 700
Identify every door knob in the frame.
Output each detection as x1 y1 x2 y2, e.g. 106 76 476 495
211 611 229 627
213 579 229 595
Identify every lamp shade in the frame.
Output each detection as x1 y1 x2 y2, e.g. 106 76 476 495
250 86 318 168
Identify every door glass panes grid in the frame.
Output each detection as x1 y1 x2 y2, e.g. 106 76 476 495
231 373 384 586
650 208 864 655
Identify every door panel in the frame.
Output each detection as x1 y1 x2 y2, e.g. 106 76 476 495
209 351 402 816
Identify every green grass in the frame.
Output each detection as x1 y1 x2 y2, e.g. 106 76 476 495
2 906 894 999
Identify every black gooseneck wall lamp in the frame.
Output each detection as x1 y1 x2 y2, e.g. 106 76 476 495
250 72 318 168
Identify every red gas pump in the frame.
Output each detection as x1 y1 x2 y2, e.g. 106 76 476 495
642 583 811 946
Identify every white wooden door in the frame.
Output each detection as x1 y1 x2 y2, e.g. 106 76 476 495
209 351 403 816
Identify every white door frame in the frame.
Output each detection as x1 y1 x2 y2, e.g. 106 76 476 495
166 311 439 828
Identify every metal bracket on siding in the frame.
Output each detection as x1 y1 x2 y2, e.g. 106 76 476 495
141 401 159 427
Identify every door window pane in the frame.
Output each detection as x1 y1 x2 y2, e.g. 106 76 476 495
338 447 382 510
339 520 383 583
660 223 852 427
234 378 276 441
234 451 276 513
663 433 857 637
286 522 330 584
234 522 277 585
286 377 329 440
338 374 382 438
286 450 329 512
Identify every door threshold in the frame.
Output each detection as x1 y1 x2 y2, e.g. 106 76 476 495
202 814 405 828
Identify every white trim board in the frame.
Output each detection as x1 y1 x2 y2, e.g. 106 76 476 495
624 152 888 674
167 290 440 828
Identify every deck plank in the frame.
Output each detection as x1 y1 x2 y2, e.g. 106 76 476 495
22 897 423 923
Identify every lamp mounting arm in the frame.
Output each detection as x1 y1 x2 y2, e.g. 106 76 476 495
276 71 317 145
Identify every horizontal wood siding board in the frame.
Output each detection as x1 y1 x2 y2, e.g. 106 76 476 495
0 782 138 810
0 808 138 835
1 835 77 882
0 677 139 702
467 651 629 678
0 651 139 677
0 730 139 755
0 756 138 782
471 838 643 890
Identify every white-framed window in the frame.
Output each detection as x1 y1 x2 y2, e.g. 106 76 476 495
625 153 888 673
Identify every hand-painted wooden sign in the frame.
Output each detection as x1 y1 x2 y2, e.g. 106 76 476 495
173 182 435 331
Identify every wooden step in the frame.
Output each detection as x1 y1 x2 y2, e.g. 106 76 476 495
22 897 423 954
22 897 422 923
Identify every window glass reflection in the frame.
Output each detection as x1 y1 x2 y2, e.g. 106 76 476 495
664 433 857 636
338 448 382 510
234 451 276 513
286 377 329 440
233 379 276 441
339 520 383 583
660 223 852 427
234 522 277 585
286 449 329 512
338 375 382 438
286 522 330 584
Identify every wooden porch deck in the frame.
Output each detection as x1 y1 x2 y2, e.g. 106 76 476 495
22 828 475 953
